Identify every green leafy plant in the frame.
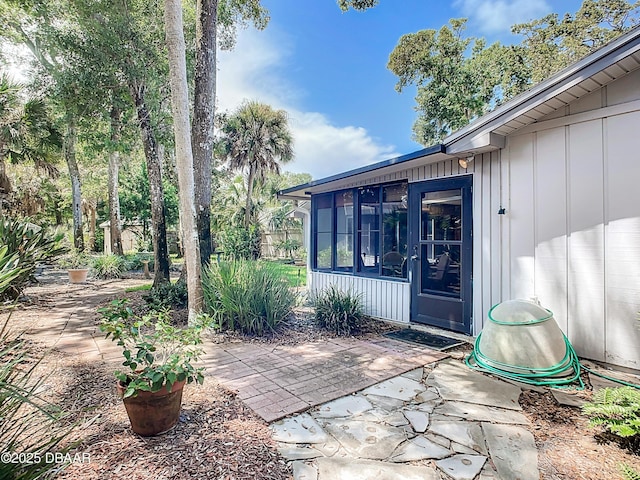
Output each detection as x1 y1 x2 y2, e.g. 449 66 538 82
202 260 297 335
620 463 640 480
57 249 90 269
216 224 262 260
583 387 640 438
98 299 206 398
311 285 365 335
275 238 301 262
0 216 67 299
143 281 188 311
91 253 129 279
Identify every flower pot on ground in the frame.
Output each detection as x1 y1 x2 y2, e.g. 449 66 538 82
67 268 89 283
58 250 91 283
98 299 207 436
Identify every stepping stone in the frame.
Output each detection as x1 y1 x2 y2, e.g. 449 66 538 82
482 423 539 480
415 389 441 403
292 461 318 480
434 401 529 425
551 390 586 408
316 457 439 480
271 414 328 444
391 436 451 462
429 420 488 455
364 394 405 411
323 420 406 460
278 446 323 461
436 454 487 480
427 360 522 410
315 395 373 418
401 368 424 381
362 377 426 401
403 410 430 433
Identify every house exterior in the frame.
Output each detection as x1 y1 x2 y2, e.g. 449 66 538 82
279 26 640 371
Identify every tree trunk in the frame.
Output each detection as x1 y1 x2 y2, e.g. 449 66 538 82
130 81 170 286
109 102 124 256
88 199 97 252
244 168 255 228
165 0 204 322
64 114 84 252
191 0 218 268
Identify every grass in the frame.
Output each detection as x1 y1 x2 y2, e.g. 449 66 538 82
125 283 152 293
263 260 307 287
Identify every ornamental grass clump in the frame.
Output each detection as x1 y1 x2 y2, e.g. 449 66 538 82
311 285 365 336
202 260 297 336
91 253 129 279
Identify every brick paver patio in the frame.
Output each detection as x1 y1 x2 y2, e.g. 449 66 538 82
202 337 447 422
20 272 448 423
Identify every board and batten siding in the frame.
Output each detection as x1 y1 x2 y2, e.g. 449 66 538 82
502 96 640 369
310 154 501 332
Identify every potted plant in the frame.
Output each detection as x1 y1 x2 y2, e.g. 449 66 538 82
98 299 206 436
58 250 91 283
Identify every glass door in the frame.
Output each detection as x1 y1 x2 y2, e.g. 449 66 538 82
409 176 472 334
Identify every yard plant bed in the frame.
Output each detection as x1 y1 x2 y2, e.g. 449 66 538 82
6 276 640 480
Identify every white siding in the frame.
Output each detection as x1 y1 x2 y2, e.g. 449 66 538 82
503 104 640 369
311 272 410 323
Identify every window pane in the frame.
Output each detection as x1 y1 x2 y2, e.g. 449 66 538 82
335 191 354 268
421 190 462 241
359 231 379 272
421 244 461 297
359 187 380 273
316 233 332 269
382 183 408 278
317 194 332 233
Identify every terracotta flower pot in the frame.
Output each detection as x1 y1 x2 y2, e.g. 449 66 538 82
67 268 89 284
116 379 186 436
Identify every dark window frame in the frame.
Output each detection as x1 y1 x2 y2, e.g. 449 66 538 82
311 181 408 281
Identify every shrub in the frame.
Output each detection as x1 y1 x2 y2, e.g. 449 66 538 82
311 285 365 335
583 386 640 438
91 253 129 279
620 464 640 480
216 225 261 260
0 216 67 299
202 260 297 335
123 252 154 272
143 281 188 311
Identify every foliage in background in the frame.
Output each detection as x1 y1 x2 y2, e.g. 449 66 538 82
142 281 188 312
0 216 67 300
202 260 297 335
583 386 640 453
311 285 365 336
57 248 90 269
386 1 640 146
216 224 262 260
98 299 205 398
91 253 129 279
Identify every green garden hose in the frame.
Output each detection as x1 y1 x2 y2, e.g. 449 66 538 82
465 301 640 390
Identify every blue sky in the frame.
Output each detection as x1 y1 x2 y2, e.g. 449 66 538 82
217 0 586 179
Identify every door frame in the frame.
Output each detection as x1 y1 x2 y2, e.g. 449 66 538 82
409 175 473 334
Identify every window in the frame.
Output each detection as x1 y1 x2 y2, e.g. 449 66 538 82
313 182 407 279
315 194 332 269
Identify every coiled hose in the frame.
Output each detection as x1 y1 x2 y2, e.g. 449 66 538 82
465 302 640 390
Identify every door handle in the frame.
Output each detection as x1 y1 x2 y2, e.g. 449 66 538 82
411 245 419 261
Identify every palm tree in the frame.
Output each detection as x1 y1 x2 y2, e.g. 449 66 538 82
0 75 62 210
218 101 294 228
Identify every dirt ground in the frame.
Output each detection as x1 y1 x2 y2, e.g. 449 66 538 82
6 276 640 480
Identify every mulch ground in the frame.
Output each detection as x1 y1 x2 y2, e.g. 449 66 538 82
6 279 640 480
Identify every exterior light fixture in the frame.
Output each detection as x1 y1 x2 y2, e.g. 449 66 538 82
458 154 475 169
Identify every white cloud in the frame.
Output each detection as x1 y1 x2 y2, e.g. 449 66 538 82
216 28 398 180
453 0 551 35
